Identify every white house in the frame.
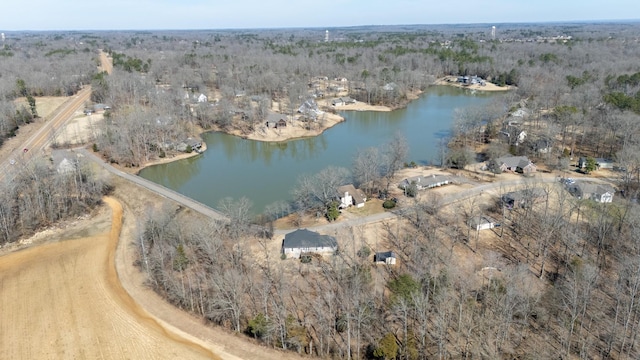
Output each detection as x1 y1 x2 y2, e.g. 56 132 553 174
337 184 366 208
51 150 78 174
282 229 338 259
197 93 208 103
399 174 452 191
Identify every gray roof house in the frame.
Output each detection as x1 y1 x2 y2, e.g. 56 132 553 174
495 156 537 174
399 174 452 191
337 184 366 208
566 182 615 203
502 188 546 209
578 157 615 170
331 97 356 107
282 229 338 259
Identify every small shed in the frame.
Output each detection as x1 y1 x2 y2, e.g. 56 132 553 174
468 216 496 231
374 251 397 265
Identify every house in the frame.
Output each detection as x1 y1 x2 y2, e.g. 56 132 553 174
495 156 537 174
51 150 78 174
337 184 367 208
566 182 615 203
331 96 356 106
468 216 496 231
399 174 452 191
578 157 615 170
298 99 323 117
532 138 552 154
374 251 397 265
176 138 203 153
93 103 111 112
502 188 546 209
383 82 398 91
281 229 338 259
510 108 529 118
277 119 287 128
197 93 208 103
332 98 345 107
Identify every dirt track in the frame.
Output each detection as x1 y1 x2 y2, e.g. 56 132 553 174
0 198 218 360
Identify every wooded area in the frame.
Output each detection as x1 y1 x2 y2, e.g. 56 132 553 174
2 22 640 359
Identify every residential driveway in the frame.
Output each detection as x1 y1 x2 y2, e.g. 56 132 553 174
276 173 617 236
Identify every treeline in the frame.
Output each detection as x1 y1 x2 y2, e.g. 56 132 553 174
0 157 111 245
137 180 640 359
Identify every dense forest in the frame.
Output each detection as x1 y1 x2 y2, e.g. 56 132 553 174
2 22 640 358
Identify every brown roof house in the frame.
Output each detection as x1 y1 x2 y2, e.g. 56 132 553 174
495 156 537 174
337 184 367 208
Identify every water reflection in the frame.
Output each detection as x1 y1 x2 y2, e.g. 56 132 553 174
207 133 329 165
140 86 500 213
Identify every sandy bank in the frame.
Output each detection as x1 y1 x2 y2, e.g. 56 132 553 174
435 76 513 92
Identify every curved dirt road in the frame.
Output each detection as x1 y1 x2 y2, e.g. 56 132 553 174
0 198 219 360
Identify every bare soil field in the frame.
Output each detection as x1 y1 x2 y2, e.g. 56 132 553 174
0 198 217 360
53 112 103 146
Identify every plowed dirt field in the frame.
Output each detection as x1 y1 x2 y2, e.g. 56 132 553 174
0 198 218 360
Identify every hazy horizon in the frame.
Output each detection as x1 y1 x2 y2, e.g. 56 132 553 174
1 0 638 32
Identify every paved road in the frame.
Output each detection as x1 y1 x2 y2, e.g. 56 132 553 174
78 149 227 221
0 87 91 181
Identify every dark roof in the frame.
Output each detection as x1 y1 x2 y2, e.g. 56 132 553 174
375 251 396 262
570 182 615 196
502 188 546 202
283 229 337 249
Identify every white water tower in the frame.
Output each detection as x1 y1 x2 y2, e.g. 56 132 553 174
325 30 329 42
491 26 496 40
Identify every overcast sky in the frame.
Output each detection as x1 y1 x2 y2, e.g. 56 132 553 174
1 0 638 31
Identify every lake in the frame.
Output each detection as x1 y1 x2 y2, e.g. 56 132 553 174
139 86 499 214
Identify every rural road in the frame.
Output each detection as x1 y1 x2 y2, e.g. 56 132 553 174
78 148 227 220
0 87 91 181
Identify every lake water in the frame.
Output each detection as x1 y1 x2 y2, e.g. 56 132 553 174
139 86 499 214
